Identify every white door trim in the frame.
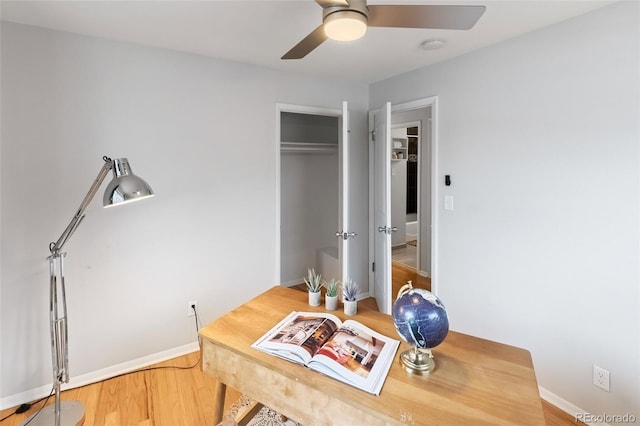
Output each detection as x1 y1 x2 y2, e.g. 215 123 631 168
340 101 350 284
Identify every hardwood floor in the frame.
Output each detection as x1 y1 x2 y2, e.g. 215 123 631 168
1 289 582 426
391 243 417 267
391 260 431 299
0 351 231 426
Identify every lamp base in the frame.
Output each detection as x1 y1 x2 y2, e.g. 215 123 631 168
399 347 436 375
21 400 85 426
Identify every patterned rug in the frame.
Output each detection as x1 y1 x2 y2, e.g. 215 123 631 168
217 395 301 426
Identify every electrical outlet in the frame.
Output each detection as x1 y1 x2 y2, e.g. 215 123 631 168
593 365 610 391
187 300 198 317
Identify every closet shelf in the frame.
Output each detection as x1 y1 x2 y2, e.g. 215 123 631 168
281 142 338 154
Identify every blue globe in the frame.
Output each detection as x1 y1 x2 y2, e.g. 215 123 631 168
392 287 449 349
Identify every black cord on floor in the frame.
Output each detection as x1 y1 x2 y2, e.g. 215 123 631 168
0 305 203 423
0 386 54 423
20 387 54 426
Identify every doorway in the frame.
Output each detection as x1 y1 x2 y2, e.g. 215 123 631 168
369 97 438 313
390 121 420 269
275 103 351 288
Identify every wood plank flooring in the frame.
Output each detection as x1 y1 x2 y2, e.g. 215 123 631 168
391 243 417 268
392 260 431 298
1 284 583 425
0 351 227 426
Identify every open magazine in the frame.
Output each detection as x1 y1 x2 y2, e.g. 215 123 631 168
251 311 400 395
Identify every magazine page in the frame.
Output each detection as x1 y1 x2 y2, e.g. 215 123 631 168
308 319 400 395
252 311 342 365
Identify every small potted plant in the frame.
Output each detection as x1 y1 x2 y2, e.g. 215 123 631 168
342 278 358 316
324 279 339 311
304 268 322 306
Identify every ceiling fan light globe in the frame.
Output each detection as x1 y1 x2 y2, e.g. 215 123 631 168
324 11 367 42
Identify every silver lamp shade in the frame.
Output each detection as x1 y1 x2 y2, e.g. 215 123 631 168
103 158 154 207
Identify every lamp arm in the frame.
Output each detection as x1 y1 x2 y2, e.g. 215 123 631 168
49 156 113 254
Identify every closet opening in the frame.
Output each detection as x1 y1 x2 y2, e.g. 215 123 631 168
279 110 341 287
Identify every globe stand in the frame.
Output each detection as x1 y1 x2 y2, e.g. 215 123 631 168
399 346 435 375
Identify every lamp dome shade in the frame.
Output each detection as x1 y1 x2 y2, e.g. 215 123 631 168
103 158 154 207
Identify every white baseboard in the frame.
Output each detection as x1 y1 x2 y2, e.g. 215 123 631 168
418 270 430 278
539 386 609 426
281 278 303 287
0 342 199 410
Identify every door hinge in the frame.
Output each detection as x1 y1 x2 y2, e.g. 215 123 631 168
372 262 375 272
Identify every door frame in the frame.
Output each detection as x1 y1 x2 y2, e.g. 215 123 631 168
275 103 345 286
368 96 440 299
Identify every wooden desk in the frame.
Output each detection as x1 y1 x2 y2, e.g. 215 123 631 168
199 286 545 425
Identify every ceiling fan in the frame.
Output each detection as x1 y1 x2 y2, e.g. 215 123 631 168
282 0 486 60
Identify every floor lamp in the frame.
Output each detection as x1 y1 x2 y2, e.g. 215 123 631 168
22 156 154 426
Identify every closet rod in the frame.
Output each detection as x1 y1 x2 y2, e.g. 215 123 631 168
280 142 338 153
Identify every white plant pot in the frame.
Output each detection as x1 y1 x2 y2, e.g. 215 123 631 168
325 295 338 311
344 300 357 316
308 291 321 307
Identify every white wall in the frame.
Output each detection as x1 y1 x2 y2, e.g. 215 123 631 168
280 151 339 285
0 22 369 403
372 2 639 419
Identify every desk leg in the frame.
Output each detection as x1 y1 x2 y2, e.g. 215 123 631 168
214 380 226 425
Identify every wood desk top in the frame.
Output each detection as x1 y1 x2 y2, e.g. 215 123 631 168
199 286 545 425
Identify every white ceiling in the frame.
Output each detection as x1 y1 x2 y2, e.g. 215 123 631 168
0 0 614 84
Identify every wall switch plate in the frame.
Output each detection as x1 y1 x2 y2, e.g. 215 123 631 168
444 195 454 211
593 365 610 391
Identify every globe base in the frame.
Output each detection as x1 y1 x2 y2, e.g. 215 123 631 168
399 347 435 375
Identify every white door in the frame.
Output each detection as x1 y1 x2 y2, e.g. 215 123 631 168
373 102 392 313
337 101 352 283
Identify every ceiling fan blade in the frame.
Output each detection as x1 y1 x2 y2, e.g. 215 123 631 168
368 5 486 30
315 0 349 7
282 25 328 60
